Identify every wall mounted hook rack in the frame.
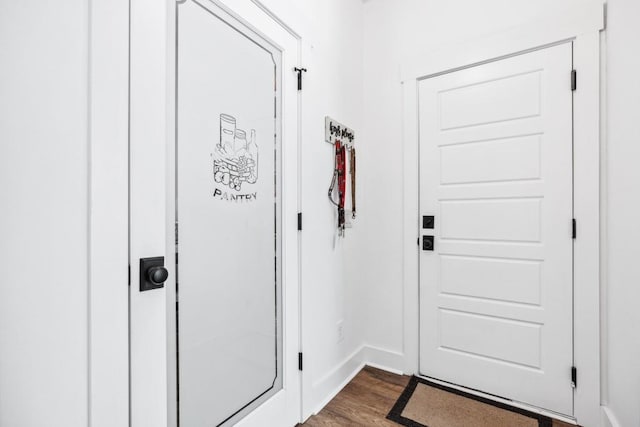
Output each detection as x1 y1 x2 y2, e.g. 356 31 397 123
325 116 355 148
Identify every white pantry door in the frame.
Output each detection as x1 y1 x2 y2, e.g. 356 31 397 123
418 43 574 415
129 1 300 426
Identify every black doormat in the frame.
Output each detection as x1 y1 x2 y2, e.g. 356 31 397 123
387 376 554 427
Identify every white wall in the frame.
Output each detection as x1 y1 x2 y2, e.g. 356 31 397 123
297 2 367 415
360 1 640 426
0 2 89 426
603 1 640 426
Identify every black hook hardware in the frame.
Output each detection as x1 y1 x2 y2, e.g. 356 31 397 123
294 67 307 91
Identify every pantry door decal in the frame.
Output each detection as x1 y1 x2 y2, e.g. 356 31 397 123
213 113 259 202
176 1 282 426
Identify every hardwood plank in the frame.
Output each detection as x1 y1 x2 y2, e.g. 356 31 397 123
300 366 409 426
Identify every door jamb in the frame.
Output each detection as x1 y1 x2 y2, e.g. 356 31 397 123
401 1 604 426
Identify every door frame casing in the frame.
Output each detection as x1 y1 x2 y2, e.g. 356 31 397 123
401 1 604 426
417 42 576 416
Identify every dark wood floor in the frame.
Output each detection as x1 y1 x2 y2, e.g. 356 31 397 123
301 366 410 426
301 366 576 427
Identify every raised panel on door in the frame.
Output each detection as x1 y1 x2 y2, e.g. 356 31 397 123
419 43 573 415
177 1 282 425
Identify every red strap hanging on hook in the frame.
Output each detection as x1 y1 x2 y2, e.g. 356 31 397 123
337 141 346 231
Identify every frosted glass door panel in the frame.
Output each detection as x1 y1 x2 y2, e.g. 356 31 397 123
176 1 282 426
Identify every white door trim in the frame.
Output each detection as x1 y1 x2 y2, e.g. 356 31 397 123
401 1 604 426
88 1 130 426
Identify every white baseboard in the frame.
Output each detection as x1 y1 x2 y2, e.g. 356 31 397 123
308 345 406 416
601 406 621 427
362 345 405 375
310 345 367 415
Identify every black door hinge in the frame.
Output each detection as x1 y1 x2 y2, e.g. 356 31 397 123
572 218 577 239
128 264 131 286
571 70 577 91
571 366 577 388
298 352 303 371
294 67 307 91
297 212 302 231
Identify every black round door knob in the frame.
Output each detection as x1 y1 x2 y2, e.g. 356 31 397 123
148 266 169 285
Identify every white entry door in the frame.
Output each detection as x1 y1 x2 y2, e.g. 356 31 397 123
129 1 300 426
418 43 574 415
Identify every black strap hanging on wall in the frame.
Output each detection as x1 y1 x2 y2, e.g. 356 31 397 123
328 139 347 235
350 148 356 219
